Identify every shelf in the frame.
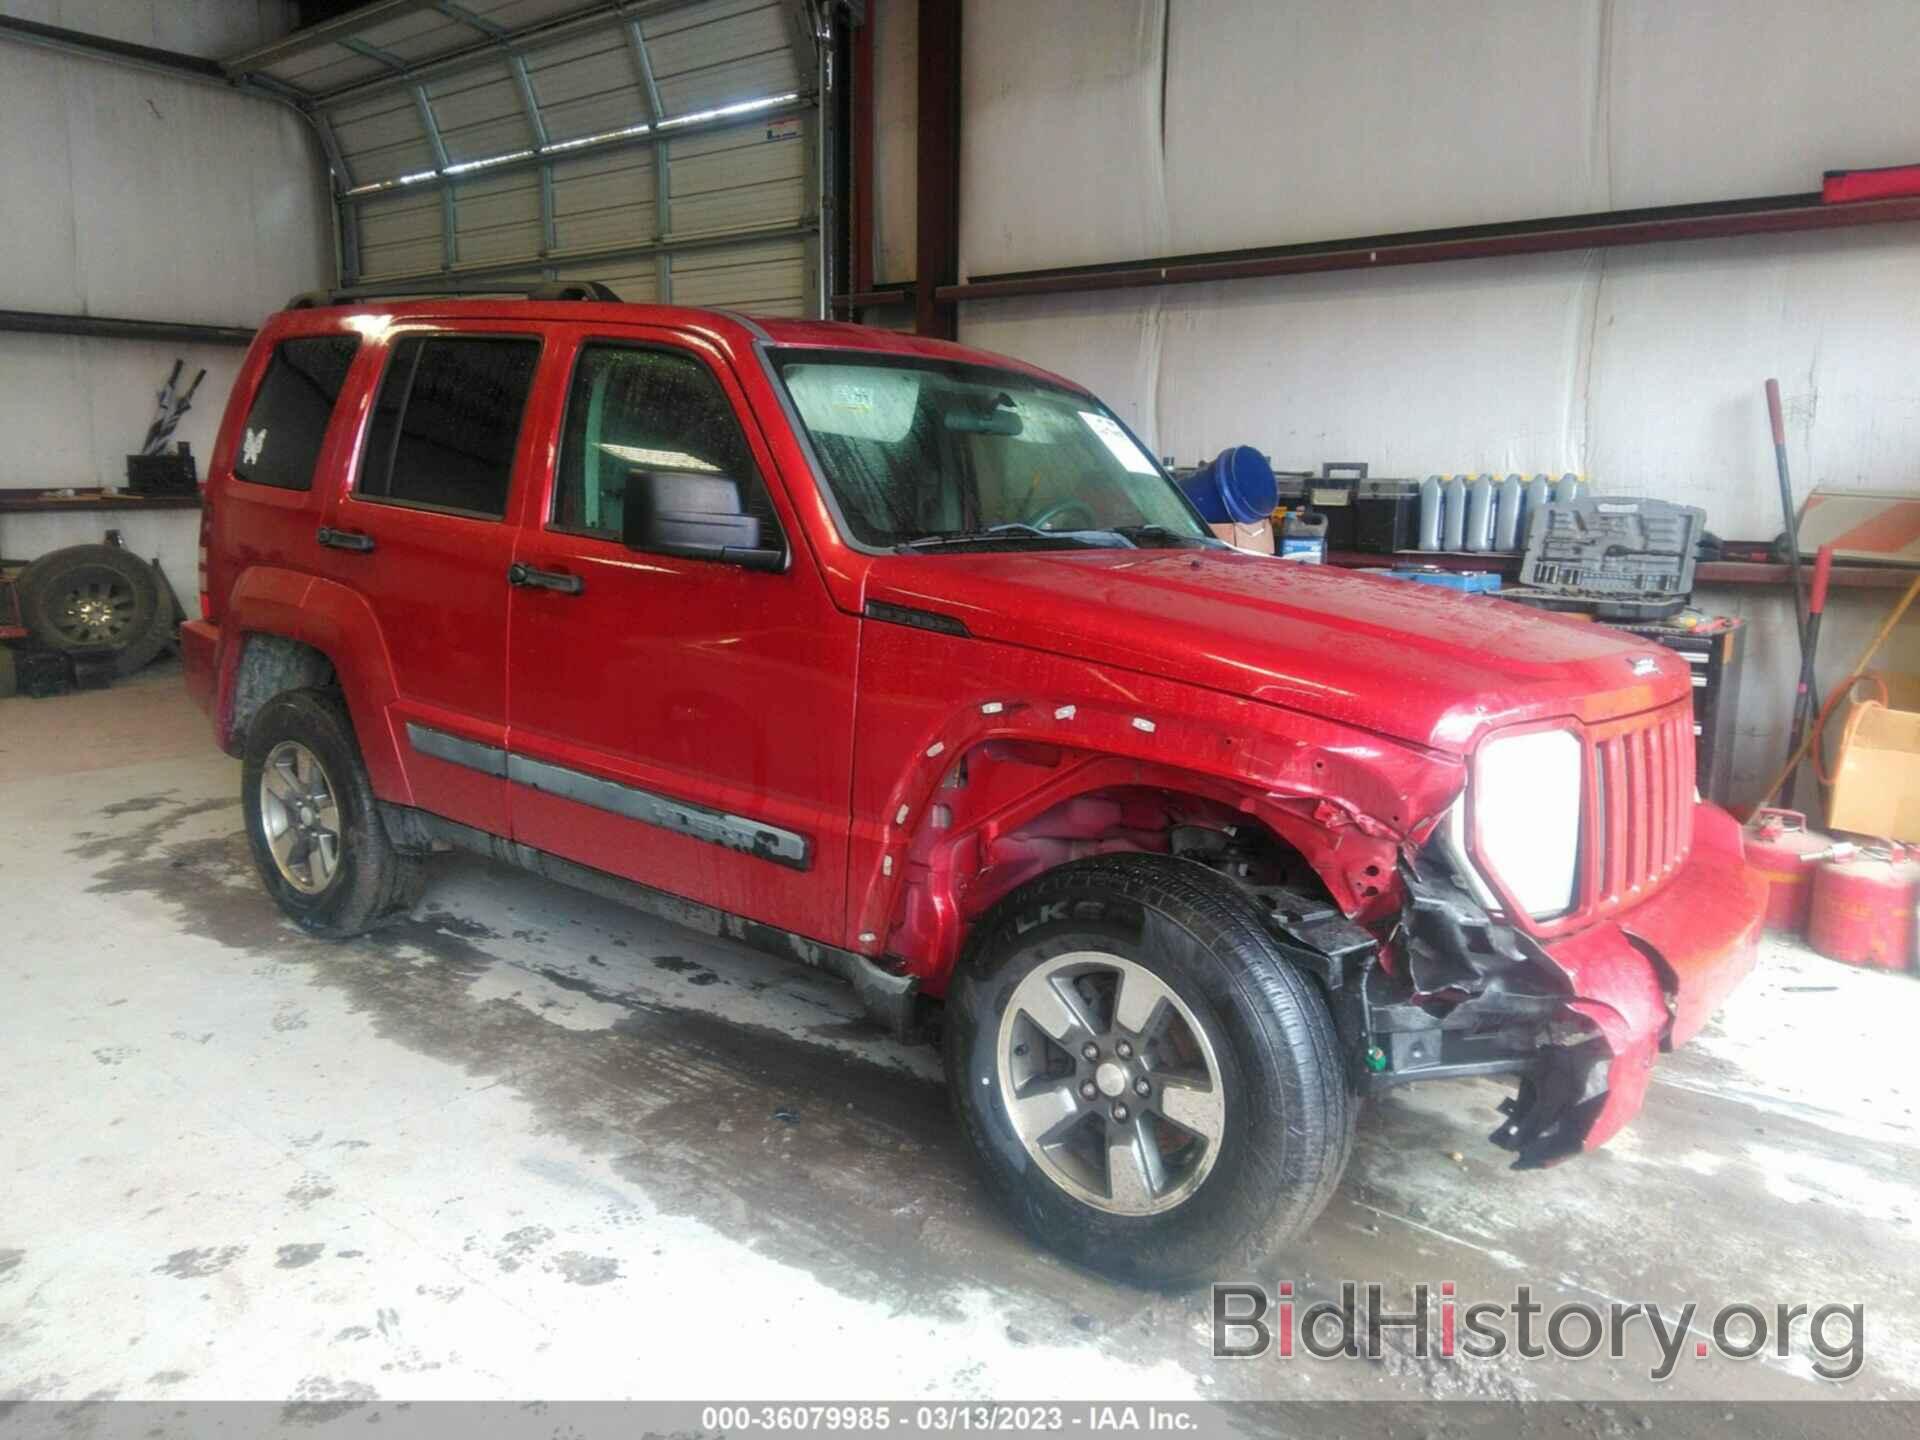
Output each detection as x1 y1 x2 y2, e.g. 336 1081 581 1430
1326 550 1917 590
0 490 201 515
1693 560 1916 590
1327 549 1518 573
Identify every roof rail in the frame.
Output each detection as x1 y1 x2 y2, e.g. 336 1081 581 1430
284 280 621 309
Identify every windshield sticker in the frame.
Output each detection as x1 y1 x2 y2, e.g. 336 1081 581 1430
1078 411 1158 475
786 365 919 442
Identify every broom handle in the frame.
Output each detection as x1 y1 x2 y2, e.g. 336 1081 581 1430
1766 378 1810 648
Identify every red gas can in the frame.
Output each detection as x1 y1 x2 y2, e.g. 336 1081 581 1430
1742 808 1830 935
1807 845 1920 970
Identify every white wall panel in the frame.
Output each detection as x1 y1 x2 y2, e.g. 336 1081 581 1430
1585 228 1920 536
1 0 297 59
929 0 1920 805
0 1 320 590
1163 0 1605 252
1608 1 1920 209
962 1 1920 270
959 0 1167 277
0 25 328 324
871 0 916 283
959 251 1599 476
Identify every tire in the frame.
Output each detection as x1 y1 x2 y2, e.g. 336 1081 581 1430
241 688 424 938
944 853 1354 1289
15 544 167 677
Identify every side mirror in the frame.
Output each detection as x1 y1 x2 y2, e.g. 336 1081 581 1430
622 469 785 572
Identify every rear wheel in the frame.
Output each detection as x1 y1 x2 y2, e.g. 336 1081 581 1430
945 853 1353 1288
242 688 423 937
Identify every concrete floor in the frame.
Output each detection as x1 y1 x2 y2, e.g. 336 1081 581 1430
2 662 1917 1407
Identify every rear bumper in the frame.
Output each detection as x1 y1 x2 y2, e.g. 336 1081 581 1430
1506 801 1765 1161
181 619 219 727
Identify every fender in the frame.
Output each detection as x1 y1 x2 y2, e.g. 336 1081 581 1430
209 566 313 750
850 685 1464 992
218 567 414 805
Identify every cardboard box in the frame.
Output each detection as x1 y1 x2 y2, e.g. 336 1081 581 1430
1209 519 1275 554
1827 670 1920 843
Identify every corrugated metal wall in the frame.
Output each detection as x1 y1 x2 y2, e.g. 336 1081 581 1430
228 0 822 314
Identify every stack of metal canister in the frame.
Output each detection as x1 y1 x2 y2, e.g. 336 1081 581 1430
1415 472 1582 553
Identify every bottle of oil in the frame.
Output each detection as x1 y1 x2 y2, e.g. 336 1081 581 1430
1279 507 1328 563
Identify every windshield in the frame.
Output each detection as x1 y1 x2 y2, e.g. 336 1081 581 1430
772 350 1212 550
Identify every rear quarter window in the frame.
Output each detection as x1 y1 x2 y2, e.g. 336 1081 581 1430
232 336 361 491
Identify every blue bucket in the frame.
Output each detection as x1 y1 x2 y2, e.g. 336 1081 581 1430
1181 446 1277 526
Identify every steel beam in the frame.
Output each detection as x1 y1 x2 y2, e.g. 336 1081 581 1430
358 217 816 287
309 110 363 283
412 86 459 270
505 53 558 257
811 3 833 318
433 2 509 39
340 36 411 72
935 193 1920 303
345 93 811 204
0 12 304 104
0 308 255 347
294 0 713 108
848 6 875 299
624 17 671 301
778 0 819 71
914 0 961 338
223 0 446 78
0 12 225 80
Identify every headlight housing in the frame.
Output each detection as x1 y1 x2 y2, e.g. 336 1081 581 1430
1451 727 1584 920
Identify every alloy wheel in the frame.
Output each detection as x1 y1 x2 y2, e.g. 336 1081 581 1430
51 572 139 645
259 740 343 895
995 951 1226 1215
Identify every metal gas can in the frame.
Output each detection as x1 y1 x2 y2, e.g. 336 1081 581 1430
1741 808 1829 935
1807 845 1920 970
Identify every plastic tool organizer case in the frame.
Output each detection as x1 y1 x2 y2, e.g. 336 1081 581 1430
1505 496 1706 621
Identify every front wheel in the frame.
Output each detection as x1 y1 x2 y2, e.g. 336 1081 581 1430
944 853 1353 1288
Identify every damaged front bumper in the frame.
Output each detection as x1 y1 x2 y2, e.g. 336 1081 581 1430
1361 802 1766 1168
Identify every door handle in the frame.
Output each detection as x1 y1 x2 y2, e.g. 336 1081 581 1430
508 562 584 595
317 526 375 553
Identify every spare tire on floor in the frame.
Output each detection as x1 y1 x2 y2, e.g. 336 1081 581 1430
13 543 170 678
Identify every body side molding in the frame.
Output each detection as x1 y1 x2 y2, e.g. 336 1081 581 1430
403 723 811 870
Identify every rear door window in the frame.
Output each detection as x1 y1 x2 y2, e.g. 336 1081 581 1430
359 336 540 520
232 335 360 491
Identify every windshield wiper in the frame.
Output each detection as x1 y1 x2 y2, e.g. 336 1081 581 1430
898 523 1137 553
1109 524 1223 549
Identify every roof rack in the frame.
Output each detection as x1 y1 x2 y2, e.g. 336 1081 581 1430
285 280 621 309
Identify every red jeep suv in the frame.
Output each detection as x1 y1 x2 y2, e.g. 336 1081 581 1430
184 287 1767 1286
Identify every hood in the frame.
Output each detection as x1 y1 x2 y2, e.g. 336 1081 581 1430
861 548 1688 754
